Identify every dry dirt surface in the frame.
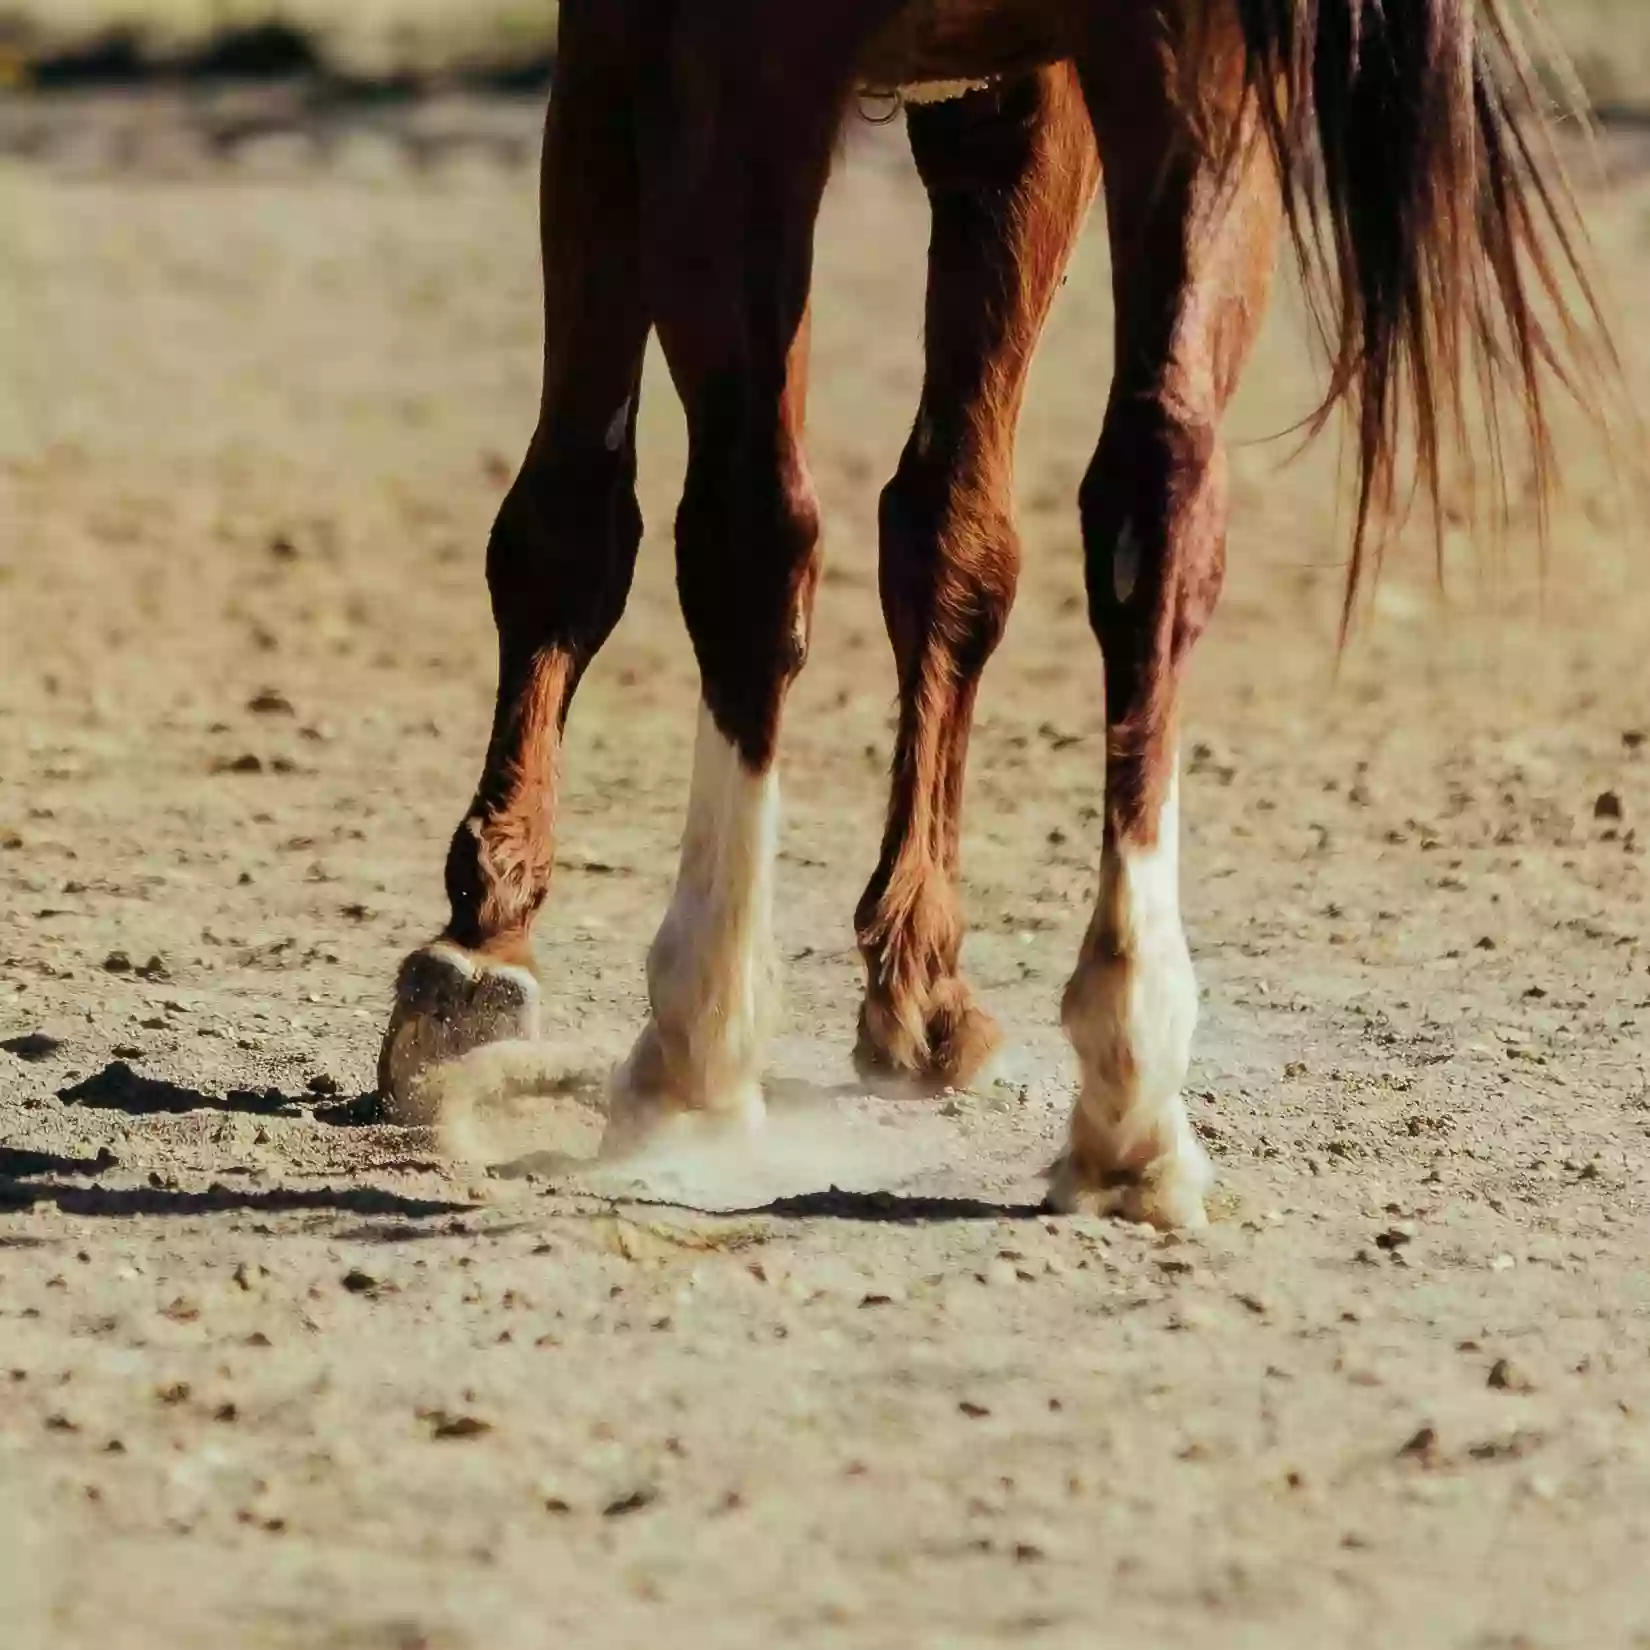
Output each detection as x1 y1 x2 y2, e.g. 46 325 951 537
3 98 1650 1650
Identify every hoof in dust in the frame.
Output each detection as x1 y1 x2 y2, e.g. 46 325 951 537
377 943 541 1126
851 989 1004 1097
599 1021 766 1162
1043 1148 1211 1232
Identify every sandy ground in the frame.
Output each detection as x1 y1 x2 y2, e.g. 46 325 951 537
2 97 1649 1650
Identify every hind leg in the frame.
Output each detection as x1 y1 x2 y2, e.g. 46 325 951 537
603 34 854 1151
1048 21 1279 1227
854 66 1098 1090
379 12 649 1120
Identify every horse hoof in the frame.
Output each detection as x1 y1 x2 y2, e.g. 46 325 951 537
377 943 541 1125
852 983 1003 1095
1043 1145 1210 1231
599 1021 766 1158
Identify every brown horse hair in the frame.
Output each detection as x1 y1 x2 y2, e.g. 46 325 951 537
380 2 1633 1220
1210 0 1618 633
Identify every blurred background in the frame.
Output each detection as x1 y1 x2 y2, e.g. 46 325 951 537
3 0 1650 101
0 1 561 83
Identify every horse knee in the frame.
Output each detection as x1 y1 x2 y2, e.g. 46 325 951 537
878 453 1020 677
487 449 642 655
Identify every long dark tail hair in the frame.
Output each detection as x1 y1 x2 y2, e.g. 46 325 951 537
1227 0 1617 626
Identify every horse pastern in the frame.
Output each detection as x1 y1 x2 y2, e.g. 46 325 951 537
602 1066 765 1161
603 1020 767 1157
1044 1141 1210 1231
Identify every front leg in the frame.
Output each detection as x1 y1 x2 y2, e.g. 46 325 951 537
378 8 649 1122
854 66 1098 1091
604 32 842 1153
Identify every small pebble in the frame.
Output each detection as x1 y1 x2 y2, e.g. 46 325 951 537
1399 1426 1440 1464
1488 1357 1535 1394
424 1411 492 1441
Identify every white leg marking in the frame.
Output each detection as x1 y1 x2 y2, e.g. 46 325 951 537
1055 763 1210 1226
610 703 779 1138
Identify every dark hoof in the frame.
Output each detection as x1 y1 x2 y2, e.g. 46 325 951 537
377 944 541 1125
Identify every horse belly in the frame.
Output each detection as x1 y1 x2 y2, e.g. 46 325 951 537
858 0 1069 91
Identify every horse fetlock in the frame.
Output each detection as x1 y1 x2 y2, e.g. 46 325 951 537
1056 909 1206 1228
1045 1127 1211 1231
854 971 1001 1092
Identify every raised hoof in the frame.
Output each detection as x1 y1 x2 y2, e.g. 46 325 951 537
852 985 1003 1095
1043 1146 1211 1231
377 943 541 1125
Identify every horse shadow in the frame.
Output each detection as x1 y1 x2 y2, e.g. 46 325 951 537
2 1064 463 1222
14 1059 1046 1230
55 1060 381 1123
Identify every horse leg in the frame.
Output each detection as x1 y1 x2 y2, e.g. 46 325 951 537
378 11 649 1120
854 65 1098 1091
604 48 849 1150
1048 21 1281 1227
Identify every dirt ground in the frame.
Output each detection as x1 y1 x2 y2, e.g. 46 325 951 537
2 95 1649 1650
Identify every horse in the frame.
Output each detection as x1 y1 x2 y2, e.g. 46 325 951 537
376 0 1608 1229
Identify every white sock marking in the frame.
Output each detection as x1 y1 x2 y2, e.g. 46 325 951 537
617 703 780 1125
1061 764 1208 1191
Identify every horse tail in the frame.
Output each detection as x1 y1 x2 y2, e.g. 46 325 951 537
1227 0 1616 628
